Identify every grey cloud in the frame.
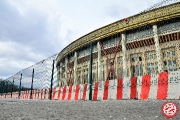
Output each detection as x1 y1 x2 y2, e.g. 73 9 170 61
0 0 61 56
106 4 127 19
0 1 63 78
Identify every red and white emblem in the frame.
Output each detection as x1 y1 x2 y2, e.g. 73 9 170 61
124 18 129 24
161 101 179 119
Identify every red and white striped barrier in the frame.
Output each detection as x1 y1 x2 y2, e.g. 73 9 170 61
90 71 180 100
52 87 62 100
1 71 180 101
44 88 49 100
50 83 89 101
81 84 89 100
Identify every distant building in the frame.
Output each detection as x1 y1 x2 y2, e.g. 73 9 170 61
56 2 180 87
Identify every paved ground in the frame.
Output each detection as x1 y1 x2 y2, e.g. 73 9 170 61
0 98 179 120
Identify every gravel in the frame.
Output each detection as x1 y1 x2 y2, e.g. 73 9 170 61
0 98 179 120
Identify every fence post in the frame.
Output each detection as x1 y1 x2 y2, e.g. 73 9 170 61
2 81 5 94
0 81 1 95
11 78 14 98
30 68 34 99
0 81 3 96
6 81 8 93
50 60 55 100
89 42 93 100
18 73 22 99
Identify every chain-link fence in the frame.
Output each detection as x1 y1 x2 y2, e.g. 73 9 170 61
0 54 58 99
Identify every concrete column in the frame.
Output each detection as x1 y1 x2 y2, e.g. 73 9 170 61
105 60 108 80
88 64 90 83
65 57 68 86
59 62 63 86
142 52 147 75
175 44 180 70
81 68 83 84
96 62 98 82
126 53 130 77
74 52 77 85
115 55 118 78
97 42 101 81
57 65 60 87
122 33 127 77
153 25 163 73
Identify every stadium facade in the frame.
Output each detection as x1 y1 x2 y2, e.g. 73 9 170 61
56 2 180 87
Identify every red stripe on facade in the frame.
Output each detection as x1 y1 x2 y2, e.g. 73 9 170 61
163 35 166 43
144 39 148 46
169 34 172 41
126 43 129 50
166 34 169 42
139 41 143 47
150 38 154 45
131 42 134 49
134 41 138 48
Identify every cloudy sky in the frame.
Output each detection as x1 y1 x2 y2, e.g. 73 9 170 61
0 0 174 79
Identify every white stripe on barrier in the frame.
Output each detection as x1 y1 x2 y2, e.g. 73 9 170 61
71 85 76 100
85 84 89 100
167 71 180 99
123 77 131 99
109 79 117 100
79 84 83 100
98 81 104 100
137 76 142 99
148 74 158 99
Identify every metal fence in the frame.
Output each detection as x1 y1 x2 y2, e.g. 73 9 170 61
0 54 58 100
140 0 179 13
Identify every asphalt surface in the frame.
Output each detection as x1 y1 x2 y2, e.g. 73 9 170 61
0 98 179 120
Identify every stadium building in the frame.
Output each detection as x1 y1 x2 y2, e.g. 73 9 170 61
56 2 180 87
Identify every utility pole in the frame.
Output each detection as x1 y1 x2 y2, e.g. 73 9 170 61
89 42 93 100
